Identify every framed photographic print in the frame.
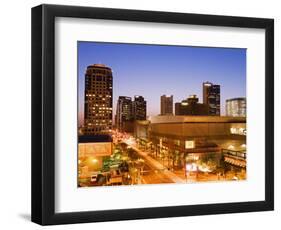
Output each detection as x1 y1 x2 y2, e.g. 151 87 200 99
31 4 274 225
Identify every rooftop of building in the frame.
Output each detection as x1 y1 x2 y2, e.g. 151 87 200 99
203 81 212 86
135 120 150 125
118 96 132 100
226 97 246 102
203 81 220 87
149 115 246 124
87 64 112 70
78 134 112 143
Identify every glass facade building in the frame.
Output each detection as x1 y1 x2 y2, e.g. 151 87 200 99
203 82 221 115
132 95 147 120
160 95 173 115
226 97 246 117
116 96 133 131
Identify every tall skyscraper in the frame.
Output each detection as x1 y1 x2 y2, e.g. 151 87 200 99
175 95 209 115
116 96 133 130
83 64 113 135
203 81 221 115
133 96 147 120
160 95 173 115
226 97 246 117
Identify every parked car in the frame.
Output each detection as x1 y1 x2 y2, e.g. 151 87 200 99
107 169 123 185
90 171 100 183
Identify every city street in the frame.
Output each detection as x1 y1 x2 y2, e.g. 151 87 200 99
123 139 186 184
78 131 246 187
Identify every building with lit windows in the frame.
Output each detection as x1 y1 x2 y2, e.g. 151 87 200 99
132 95 147 120
78 135 113 184
83 64 113 135
226 97 246 117
175 95 209 115
116 96 133 131
134 115 246 171
160 95 173 115
203 82 221 115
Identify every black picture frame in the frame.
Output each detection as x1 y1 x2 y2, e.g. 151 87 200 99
31 4 274 225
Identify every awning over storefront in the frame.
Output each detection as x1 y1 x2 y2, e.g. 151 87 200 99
224 156 246 168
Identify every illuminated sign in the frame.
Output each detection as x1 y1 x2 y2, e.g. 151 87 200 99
186 163 197 172
230 127 246 135
185 140 195 149
79 142 112 157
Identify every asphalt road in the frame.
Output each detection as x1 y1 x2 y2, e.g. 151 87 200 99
128 146 175 184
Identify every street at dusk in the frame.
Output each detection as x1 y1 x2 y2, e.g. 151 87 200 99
78 129 246 187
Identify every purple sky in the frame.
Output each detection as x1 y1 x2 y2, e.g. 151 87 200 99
78 41 246 125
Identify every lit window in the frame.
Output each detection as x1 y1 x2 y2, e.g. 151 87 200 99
185 141 195 149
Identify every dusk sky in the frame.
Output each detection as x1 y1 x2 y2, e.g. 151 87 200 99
78 41 246 125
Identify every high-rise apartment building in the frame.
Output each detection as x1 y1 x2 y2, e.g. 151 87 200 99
160 95 173 115
83 64 113 135
226 97 246 117
203 81 221 115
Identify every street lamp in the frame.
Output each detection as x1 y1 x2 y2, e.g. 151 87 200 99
185 163 198 182
228 145 234 150
92 158 98 164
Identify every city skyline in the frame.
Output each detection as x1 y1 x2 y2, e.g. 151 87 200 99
78 42 247 187
78 42 246 125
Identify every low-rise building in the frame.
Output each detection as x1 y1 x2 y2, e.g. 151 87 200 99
78 135 113 178
134 115 246 170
